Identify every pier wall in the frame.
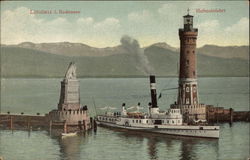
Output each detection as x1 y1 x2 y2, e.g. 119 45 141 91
171 104 249 123
206 106 250 123
0 113 93 131
233 111 250 122
0 114 47 130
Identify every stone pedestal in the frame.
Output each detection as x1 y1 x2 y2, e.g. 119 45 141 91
58 79 80 111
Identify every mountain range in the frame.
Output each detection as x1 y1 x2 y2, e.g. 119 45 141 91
0 42 249 78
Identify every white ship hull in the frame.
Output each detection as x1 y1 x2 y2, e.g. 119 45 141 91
97 121 219 138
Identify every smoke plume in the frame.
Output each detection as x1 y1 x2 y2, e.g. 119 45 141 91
120 35 154 75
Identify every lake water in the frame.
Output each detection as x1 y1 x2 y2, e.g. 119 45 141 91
0 77 249 160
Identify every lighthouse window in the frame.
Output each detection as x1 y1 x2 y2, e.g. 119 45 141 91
194 98 197 104
172 120 174 124
193 86 196 92
146 120 148 123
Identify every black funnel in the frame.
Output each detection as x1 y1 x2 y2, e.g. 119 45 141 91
149 75 158 108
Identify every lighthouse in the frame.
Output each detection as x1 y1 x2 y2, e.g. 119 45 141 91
171 10 206 122
178 10 199 105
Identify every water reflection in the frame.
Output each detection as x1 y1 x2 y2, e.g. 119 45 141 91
117 131 160 160
147 137 159 160
179 138 197 160
177 136 218 160
116 130 219 160
50 132 88 160
48 128 219 160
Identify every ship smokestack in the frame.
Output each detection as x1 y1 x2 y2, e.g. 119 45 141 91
150 75 158 108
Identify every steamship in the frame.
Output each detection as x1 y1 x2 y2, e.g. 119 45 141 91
96 75 219 139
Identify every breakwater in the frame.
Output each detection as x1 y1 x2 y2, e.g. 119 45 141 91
0 113 97 132
0 113 47 130
206 106 250 123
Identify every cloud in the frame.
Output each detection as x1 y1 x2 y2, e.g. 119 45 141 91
196 18 249 46
157 3 183 29
158 3 176 15
157 1 213 22
189 1 212 11
1 5 248 48
195 20 221 47
225 17 249 33
1 7 121 47
128 10 152 23
197 20 220 33
223 17 249 45
94 17 120 31
77 17 94 26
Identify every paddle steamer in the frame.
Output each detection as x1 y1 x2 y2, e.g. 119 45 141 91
96 76 219 139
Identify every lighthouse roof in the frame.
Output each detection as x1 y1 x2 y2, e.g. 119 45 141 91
183 14 193 17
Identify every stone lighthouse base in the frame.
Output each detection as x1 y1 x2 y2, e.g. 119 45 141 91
47 109 91 132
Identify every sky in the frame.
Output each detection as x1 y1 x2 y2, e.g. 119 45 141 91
1 1 249 48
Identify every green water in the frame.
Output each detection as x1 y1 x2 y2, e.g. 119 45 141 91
0 77 249 160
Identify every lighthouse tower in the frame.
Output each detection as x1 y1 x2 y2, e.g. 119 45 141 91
178 10 199 105
171 10 206 122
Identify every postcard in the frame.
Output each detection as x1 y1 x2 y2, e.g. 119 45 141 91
0 1 249 160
